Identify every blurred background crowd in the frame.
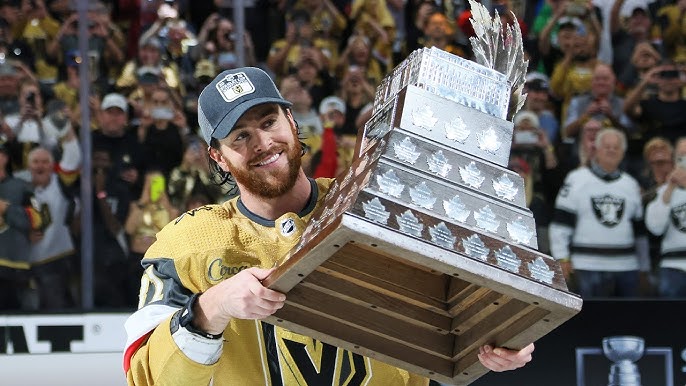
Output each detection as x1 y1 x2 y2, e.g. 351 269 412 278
0 0 685 311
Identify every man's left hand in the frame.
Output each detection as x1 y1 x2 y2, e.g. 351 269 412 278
477 343 534 372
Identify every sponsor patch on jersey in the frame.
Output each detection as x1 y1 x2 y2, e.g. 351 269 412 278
671 203 686 232
279 218 297 237
216 72 255 102
207 258 251 282
591 195 625 227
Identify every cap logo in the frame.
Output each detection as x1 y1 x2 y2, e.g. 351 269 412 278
216 72 255 102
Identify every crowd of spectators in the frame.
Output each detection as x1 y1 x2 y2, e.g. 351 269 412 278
0 0 685 311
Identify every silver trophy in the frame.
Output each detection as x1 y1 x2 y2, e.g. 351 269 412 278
603 336 645 386
264 2 582 385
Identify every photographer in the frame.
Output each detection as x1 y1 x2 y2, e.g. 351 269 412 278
17 0 60 86
511 110 560 203
536 0 602 75
192 13 256 70
266 9 329 79
46 4 125 90
623 62 686 144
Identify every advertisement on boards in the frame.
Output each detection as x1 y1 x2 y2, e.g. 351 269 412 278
472 300 686 386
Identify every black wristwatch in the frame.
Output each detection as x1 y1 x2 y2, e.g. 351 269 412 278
171 293 223 340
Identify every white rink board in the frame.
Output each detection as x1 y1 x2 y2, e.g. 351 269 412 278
4 352 126 386
0 313 131 386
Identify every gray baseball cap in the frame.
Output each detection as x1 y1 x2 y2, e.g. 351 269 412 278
198 67 292 144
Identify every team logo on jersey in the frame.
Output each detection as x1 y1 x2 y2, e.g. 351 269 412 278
262 324 371 385
280 218 297 237
216 72 255 102
591 195 625 227
671 203 686 232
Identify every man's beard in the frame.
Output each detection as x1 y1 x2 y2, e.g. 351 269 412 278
229 138 303 199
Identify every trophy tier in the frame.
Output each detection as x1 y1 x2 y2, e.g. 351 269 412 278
359 85 514 169
372 128 528 209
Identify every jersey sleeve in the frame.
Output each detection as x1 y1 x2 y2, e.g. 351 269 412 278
645 184 671 236
123 256 208 385
549 171 580 259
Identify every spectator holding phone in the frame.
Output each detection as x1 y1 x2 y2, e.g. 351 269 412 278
2 79 65 171
511 110 560 204
624 61 686 144
645 137 686 298
136 86 185 178
192 13 257 71
266 10 329 79
46 2 124 91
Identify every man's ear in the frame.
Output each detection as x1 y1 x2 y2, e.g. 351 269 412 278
208 146 229 172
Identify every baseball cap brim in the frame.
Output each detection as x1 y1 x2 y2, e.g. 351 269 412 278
211 97 292 141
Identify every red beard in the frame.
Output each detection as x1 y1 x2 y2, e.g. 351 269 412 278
229 138 303 199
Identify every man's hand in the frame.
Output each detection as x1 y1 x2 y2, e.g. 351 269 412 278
478 343 534 372
195 267 286 335
0 199 9 217
669 167 686 188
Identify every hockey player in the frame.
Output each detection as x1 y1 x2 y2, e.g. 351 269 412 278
123 67 535 385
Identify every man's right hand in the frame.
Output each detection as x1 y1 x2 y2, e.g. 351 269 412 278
194 267 286 335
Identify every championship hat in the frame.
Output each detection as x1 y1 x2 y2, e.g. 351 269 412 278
198 67 292 144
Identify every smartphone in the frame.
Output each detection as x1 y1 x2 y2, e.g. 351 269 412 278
26 91 36 107
149 175 166 203
514 131 538 145
566 0 587 16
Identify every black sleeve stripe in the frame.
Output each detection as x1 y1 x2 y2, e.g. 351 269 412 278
552 208 577 227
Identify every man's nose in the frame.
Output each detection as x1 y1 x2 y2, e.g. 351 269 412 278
251 130 272 153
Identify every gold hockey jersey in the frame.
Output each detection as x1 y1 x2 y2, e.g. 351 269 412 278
124 177 429 386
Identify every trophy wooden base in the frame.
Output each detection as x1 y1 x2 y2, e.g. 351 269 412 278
263 214 582 385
